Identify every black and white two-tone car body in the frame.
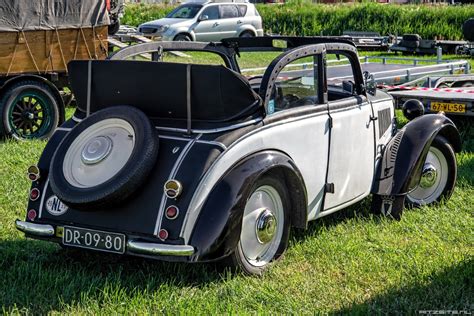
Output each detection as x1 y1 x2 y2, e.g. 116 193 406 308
16 37 461 275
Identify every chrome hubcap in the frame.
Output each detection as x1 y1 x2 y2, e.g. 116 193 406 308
81 136 113 165
255 209 277 244
419 163 437 188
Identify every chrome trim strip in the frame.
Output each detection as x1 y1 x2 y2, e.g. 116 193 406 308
195 140 227 150
15 220 55 237
158 135 226 150
71 115 83 123
155 118 262 134
158 135 192 141
153 134 201 235
38 179 49 219
55 127 72 132
127 240 194 256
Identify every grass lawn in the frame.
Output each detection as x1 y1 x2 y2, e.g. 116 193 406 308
0 52 473 314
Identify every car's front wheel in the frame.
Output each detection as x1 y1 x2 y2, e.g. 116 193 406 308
228 175 290 275
406 135 457 207
174 34 191 41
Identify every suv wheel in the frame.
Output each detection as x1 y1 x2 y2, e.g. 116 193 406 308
174 34 192 41
239 31 254 38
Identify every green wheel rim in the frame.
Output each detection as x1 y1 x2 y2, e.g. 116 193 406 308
7 90 54 139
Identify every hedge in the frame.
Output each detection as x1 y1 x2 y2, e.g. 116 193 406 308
122 3 474 40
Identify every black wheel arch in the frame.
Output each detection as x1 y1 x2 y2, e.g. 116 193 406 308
0 74 65 125
189 150 307 262
372 113 461 197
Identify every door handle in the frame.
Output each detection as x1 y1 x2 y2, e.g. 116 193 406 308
213 22 219 27
237 20 242 24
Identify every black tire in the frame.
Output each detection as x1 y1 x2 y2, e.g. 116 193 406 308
451 81 473 88
402 34 422 42
406 135 457 208
462 18 474 42
49 105 159 210
0 81 60 140
174 34 191 41
400 40 420 49
227 175 291 275
239 31 254 38
108 20 120 36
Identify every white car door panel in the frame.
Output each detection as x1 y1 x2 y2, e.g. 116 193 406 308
323 98 375 211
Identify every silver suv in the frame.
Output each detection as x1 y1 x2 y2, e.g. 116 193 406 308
138 0 263 42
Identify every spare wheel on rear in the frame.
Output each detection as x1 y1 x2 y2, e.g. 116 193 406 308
50 106 159 209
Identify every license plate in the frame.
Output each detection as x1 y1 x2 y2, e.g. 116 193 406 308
431 102 466 113
62 226 126 254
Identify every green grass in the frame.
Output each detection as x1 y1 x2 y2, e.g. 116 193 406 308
1 55 473 314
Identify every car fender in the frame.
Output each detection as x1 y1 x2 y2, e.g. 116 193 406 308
372 113 461 196
188 150 307 262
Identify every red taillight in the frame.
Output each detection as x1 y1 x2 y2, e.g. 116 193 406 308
165 205 179 220
27 209 37 221
30 188 40 201
158 229 168 241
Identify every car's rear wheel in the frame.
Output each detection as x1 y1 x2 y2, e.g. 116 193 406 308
228 175 290 275
239 31 254 38
49 105 159 209
406 136 456 207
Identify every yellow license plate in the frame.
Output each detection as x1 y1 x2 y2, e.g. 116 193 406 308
431 102 466 113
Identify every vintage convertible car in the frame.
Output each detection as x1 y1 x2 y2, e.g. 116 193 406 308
16 37 461 275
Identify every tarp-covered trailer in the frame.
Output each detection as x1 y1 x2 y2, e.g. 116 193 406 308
0 0 109 139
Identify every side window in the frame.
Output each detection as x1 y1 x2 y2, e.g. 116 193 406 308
268 56 320 114
201 6 219 20
326 53 357 101
237 5 247 17
219 5 239 19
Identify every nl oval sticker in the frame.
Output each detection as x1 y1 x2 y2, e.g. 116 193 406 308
46 195 68 216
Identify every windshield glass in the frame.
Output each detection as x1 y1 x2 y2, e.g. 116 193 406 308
166 4 203 19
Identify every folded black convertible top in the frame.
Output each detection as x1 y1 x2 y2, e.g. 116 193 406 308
68 60 262 123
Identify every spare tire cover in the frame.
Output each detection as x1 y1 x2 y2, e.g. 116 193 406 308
50 105 159 209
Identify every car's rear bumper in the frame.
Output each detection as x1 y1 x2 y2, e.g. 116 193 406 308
15 220 195 257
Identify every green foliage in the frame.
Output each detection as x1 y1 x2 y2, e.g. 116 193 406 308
122 3 474 40
121 3 174 27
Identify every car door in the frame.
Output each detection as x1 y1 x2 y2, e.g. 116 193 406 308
194 5 222 42
322 51 376 212
258 46 331 220
217 4 240 40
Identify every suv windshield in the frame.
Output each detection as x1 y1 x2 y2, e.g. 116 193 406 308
166 4 203 19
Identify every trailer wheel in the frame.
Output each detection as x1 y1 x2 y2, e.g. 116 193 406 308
0 81 59 140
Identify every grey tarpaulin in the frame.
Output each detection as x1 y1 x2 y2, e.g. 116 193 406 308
0 0 110 32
